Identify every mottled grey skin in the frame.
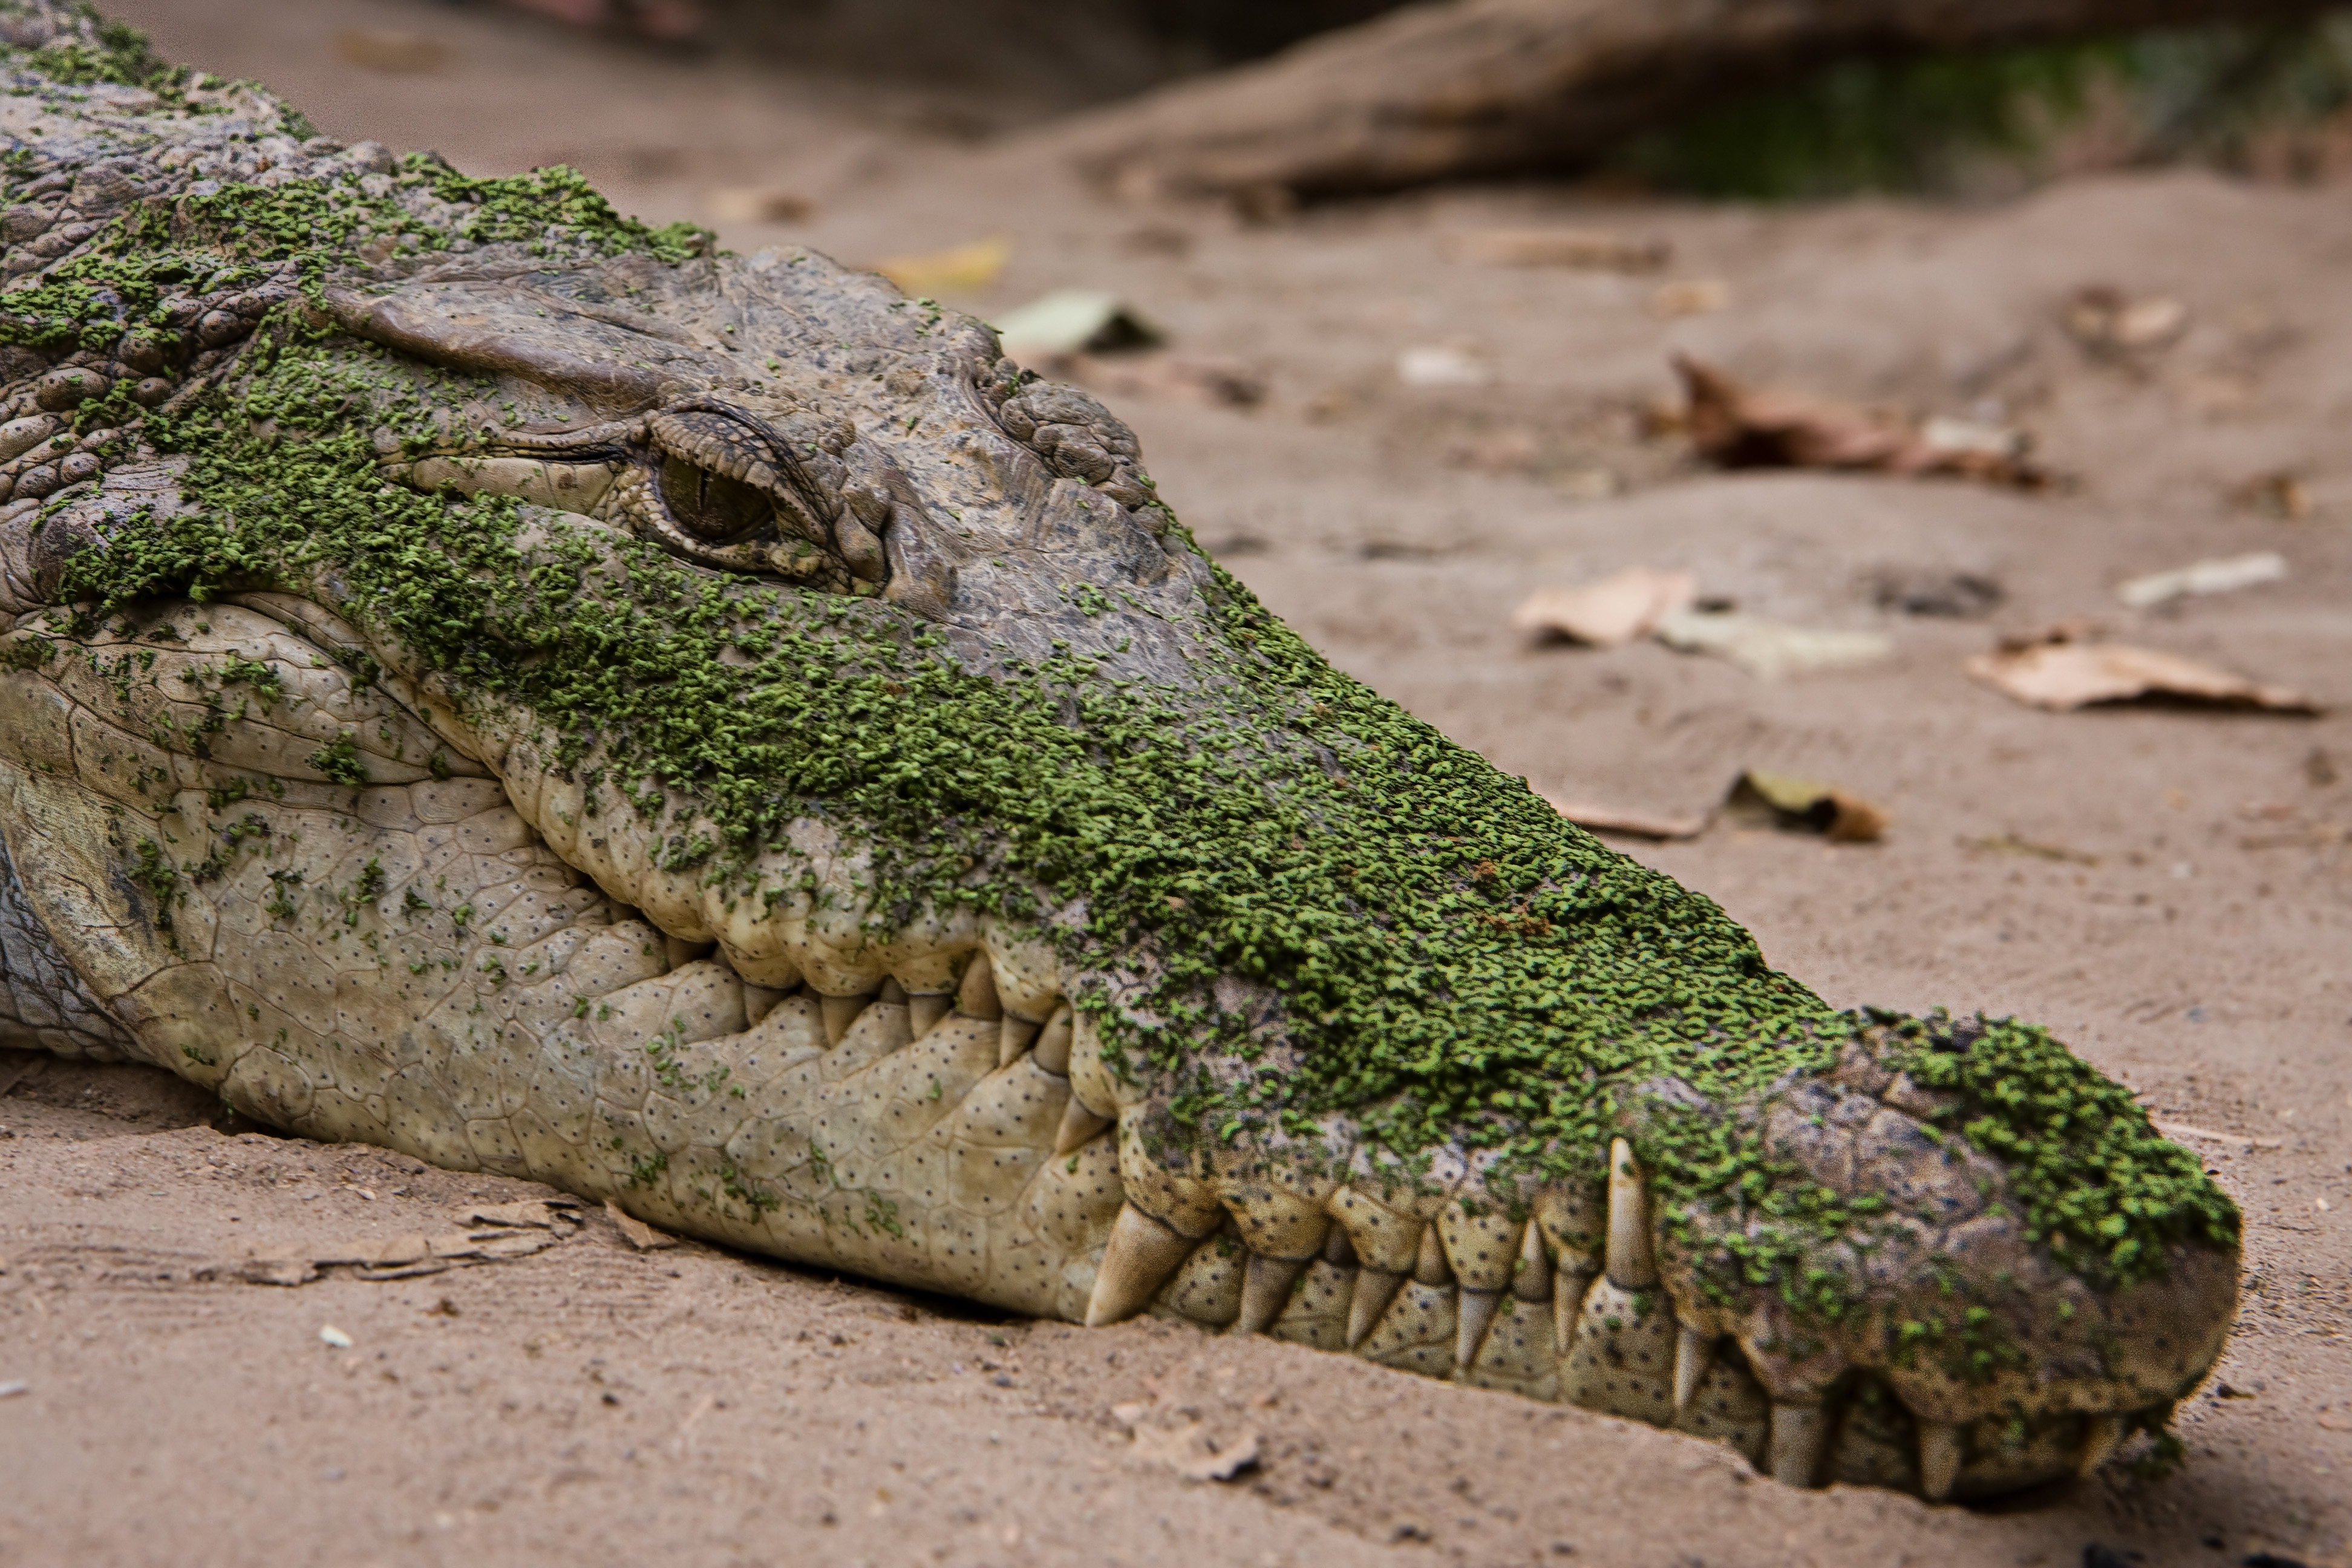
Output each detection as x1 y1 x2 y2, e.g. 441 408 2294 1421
0 1 2235 1504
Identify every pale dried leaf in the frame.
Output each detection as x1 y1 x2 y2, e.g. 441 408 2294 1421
606 1198 679 1250
1654 608 1891 680
1443 228 1667 272
1543 795 1710 840
2115 552 2286 610
238 1256 318 1287
1511 567 1695 647
1966 641 2319 713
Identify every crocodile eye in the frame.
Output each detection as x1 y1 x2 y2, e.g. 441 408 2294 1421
658 454 772 543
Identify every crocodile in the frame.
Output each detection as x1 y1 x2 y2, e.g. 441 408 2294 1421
0 1 2238 1503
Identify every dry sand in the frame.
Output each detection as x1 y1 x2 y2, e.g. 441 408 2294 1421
3 2 2348 1563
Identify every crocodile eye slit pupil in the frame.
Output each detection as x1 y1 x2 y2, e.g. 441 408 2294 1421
658 454 769 543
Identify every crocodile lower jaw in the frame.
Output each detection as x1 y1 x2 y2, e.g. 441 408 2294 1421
631 958 2145 1504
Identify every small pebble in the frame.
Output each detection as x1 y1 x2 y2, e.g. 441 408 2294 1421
318 1325 353 1348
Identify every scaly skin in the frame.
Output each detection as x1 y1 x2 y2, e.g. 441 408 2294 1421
0 2 2238 1501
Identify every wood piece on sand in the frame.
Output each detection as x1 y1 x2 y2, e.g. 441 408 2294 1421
1051 0 2337 204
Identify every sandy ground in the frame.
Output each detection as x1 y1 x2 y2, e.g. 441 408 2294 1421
4 2 2350 1564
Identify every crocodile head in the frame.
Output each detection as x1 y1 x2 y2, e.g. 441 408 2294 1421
0 3 2237 1502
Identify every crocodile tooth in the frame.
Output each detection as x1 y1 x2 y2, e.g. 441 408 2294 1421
908 993 950 1039
1031 1004 1075 1076
1606 1137 1658 1289
1347 1267 1407 1347
1918 1420 1964 1501
1321 1224 1359 1268
956 954 1002 1021
1553 1261 1598 1355
877 977 909 1005
1086 1204 1200 1328
1412 1222 1452 1288
1673 1323 1713 1413
2079 1414 2126 1475
820 988 877 1047
1512 1220 1551 1302
1454 1288 1503 1371
998 1014 1042 1070
1235 1251 1309 1335
1768 1405 1828 1488
1053 1097 1114 1156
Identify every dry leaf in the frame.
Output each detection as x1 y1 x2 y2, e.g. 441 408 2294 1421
1674 354 2040 486
1653 607 1891 680
873 236 1011 298
995 289 1163 363
1725 771 1888 842
1073 350 1262 408
706 188 812 225
2236 471 2313 521
2115 552 2285 610
334 28 448 72
606 1198 678 1250
1650 279 1731 319
2065 286 2190 354
1397 344 1491 387
1544 795 1711 840
1443 228 1668 272
1967 633 2319 714
1511 567 1695 647
451 1198 579 1229
238 1256 319 1287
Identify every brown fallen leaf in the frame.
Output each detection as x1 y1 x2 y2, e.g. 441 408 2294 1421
238 1256 320 1287
451 1198 581 1230
1510 566 1694 647
873 235 1012 298
1544 795 1711 841
1072 350 1263 409
2065 285 2190 355
1443 227 1668 272
1653 607 1892 680
705 188 813 226
333 28 448 72
2236 471 2314 521
1726 771 1888 843
605 1198 679 1250
1650 279 1731 319
1674 354 2042 486
1967 629 2320 714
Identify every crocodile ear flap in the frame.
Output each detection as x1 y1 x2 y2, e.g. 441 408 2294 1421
321 284 667 416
